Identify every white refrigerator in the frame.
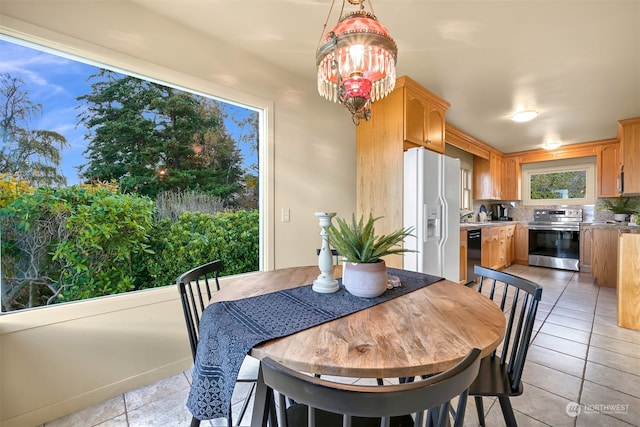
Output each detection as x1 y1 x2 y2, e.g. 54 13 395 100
403 147 460 281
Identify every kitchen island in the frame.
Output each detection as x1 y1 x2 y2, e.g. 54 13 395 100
618 232 640 331
585 222 640 287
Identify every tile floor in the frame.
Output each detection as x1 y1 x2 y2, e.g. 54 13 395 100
44 265 640 427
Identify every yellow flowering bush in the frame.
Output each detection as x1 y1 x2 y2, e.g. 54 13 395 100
0 173 35 208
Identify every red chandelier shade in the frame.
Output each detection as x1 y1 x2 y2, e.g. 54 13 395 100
315 3 398 124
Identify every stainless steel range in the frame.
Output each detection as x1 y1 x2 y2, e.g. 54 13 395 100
528 209 583 271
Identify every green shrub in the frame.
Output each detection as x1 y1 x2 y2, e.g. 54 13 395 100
52 188 156 301
144 209 259 286
1 184 155 309
1 183 258 311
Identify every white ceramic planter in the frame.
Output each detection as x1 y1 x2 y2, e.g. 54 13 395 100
342 260 388 298
614 213 627 222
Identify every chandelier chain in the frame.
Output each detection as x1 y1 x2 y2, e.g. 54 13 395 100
317 0 337 49
366 0 375 16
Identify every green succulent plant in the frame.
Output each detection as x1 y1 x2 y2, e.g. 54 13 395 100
327 213 415 263
597 197 639 214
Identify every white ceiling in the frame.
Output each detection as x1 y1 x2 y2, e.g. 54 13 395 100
129 0 639 153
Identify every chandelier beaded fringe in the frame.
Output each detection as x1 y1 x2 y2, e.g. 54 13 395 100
315 0 397 124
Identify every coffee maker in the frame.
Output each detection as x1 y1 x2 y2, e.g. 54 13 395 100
490 204 512 221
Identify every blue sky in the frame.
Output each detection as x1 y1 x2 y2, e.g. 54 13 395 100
0 37 256 186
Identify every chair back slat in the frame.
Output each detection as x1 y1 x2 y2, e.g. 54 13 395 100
178 282 198 361
498 283 508 310
500 287 522 366
506 292 528 372
510 297 540 390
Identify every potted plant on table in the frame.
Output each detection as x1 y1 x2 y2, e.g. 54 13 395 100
327 213 414 297
597 197 639 222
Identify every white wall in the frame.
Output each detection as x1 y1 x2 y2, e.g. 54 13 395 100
0 1 356 425
1 286 190 427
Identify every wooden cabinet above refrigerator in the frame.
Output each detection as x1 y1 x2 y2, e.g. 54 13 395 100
403 78 450 154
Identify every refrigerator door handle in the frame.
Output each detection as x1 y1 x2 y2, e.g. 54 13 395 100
438 200 447 245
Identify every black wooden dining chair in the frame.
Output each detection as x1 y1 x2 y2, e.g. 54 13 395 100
177 260 259 427
252 348 482 427
470 266 543 427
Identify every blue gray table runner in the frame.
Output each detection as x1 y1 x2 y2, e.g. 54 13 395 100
187 268 443 420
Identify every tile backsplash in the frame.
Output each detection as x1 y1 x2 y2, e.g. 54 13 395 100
471 200 597 223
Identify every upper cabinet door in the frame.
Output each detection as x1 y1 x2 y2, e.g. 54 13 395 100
403 84 448 154
502 156 521 200
618 118 640 195
405 93 427 146
597 142 621 197
473 152 503 200
426 106 446 154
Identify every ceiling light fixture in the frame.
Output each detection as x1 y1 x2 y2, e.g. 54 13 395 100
542 140 562 150
316 0 398 125
511 110 539 123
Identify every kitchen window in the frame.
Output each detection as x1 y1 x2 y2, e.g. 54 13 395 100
460 168 472 210
522 157 596 206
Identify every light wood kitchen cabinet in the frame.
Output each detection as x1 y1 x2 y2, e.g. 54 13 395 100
474 152 503 200
597 142 621 197
514 223 529 265
460 229 468 284
502 156 521 200
481 227 501 270
618 233 640 331
402 77 450 154
497 226 507 269
579 224 592 273
356 76 449 268
618 117 640 195
591 228 619 287
480 225 516 270
445 124 491 159
504 225 515 267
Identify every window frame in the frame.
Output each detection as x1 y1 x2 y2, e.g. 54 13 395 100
0 34 274 313
521 157 596 206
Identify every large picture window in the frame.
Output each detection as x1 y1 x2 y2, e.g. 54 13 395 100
522 157 596 206
0 36 263 312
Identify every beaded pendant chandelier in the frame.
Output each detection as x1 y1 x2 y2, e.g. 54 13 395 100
316 0 398 125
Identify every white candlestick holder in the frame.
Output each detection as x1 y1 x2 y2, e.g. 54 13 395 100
312 212 340 293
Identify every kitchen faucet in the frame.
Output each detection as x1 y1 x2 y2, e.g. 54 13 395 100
460 211 474 222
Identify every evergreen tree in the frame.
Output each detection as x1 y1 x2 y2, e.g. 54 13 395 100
77 70 243 200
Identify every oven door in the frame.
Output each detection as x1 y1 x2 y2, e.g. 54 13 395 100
528 224 580 271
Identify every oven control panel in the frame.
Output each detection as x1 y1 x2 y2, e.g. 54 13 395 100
533 209 583 223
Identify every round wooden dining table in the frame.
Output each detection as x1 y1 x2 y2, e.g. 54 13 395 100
214 265 506 379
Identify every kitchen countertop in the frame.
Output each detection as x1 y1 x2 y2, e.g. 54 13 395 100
460 220 640 232
584 222 640 232
459 221 524 229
